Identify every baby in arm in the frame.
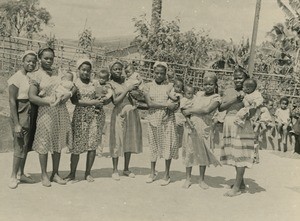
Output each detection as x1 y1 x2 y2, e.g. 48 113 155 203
39 71 74 106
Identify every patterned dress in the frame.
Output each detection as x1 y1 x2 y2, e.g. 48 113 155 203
182 91 221 167
30 69 72 154
109 80 143 157
220 88 256 168
145 81 178 161
70 79 105 154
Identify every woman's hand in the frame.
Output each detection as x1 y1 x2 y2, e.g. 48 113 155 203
182 109 191 117
167 102 178 111
237 91 245 101
127 83 140 92
14 124 23 138
94 99 104 108
60 92 72 104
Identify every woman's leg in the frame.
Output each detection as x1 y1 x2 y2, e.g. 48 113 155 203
112 157 120 180
9 156 21 188
65 154 79 180
51 151 66 184
224 166 245 197
85 150 96 181
199 166 209 189
112 157 119 173
39 153 51 187
124 152 131 171
146 161 157 183
182 167 192 189
163 159 172 180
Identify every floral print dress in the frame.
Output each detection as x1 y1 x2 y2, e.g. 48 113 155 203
70 79 105 154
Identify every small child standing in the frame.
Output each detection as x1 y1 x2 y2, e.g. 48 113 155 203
234 79 264 127
275 97 291 144
39 71 74 106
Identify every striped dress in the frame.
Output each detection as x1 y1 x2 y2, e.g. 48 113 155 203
220 88 256 168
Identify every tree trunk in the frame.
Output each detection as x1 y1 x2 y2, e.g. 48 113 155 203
151 0 162 34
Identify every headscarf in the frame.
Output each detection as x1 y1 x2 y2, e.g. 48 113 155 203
21 50 37 62
108 59 124 72
153 61 168 71
76 58 93 70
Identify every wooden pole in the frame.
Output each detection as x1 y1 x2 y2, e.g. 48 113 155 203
248 0 262 77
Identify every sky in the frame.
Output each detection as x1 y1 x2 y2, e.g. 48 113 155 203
40 0 287 43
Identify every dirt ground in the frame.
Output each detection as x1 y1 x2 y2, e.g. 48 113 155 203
0 145 299 221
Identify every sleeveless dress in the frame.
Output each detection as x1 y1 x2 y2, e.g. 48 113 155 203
109 80 143 157
30 69 72 154
220 88 256 168
70 79 105 154
182 91 221 167
144 81 178 161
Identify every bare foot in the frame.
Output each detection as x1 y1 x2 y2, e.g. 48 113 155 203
19 174 35 183
224 189 242 197
182 179 192 189
85 175 95 182
199 181 209 190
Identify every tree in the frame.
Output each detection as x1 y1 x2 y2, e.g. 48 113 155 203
151 0 162 34
132 14 212 67
0 0 51 38
78 28 95 54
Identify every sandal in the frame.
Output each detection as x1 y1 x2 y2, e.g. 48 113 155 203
123 170 135 178
182 180 192 189
112 173 120 181
8 178 19 189
85 175 95 182
146 171 158 183
160 178 171 186
51 174 67 185
19 174 35 183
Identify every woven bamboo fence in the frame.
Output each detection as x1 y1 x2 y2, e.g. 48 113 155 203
1 36 300 108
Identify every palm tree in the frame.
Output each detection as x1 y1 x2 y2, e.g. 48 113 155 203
150 0 162 34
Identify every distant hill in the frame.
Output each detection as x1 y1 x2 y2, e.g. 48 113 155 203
60 34 135 51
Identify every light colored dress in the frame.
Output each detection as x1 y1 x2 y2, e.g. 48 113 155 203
70 79 105 154
30 69 72 154
144 80 178 161
7 70 34 158
109 80 143 157
182 91 221 167
220 88 255 168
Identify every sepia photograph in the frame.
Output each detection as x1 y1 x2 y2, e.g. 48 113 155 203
0 0 299 220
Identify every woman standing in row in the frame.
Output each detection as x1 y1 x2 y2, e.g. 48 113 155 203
109 60 143 180
65 59 104 182
29 48 74 187
181 73 221 189
144 62 178 186
8 50 38 189
219 67 257 197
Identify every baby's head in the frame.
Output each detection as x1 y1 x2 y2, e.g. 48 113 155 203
95 69 110 85
279 97 289 110
61 71 74 82
173 78 184 94
125 63 135 78
184 85 194 99
242 78 257 94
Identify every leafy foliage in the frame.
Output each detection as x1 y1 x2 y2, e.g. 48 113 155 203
78 28 95 53
0 0 51 38
132 14 213 67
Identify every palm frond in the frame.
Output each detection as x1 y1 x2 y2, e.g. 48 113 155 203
277 0 296 19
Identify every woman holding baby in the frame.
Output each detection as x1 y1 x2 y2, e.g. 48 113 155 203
109 60 143 181
28 47 75 187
